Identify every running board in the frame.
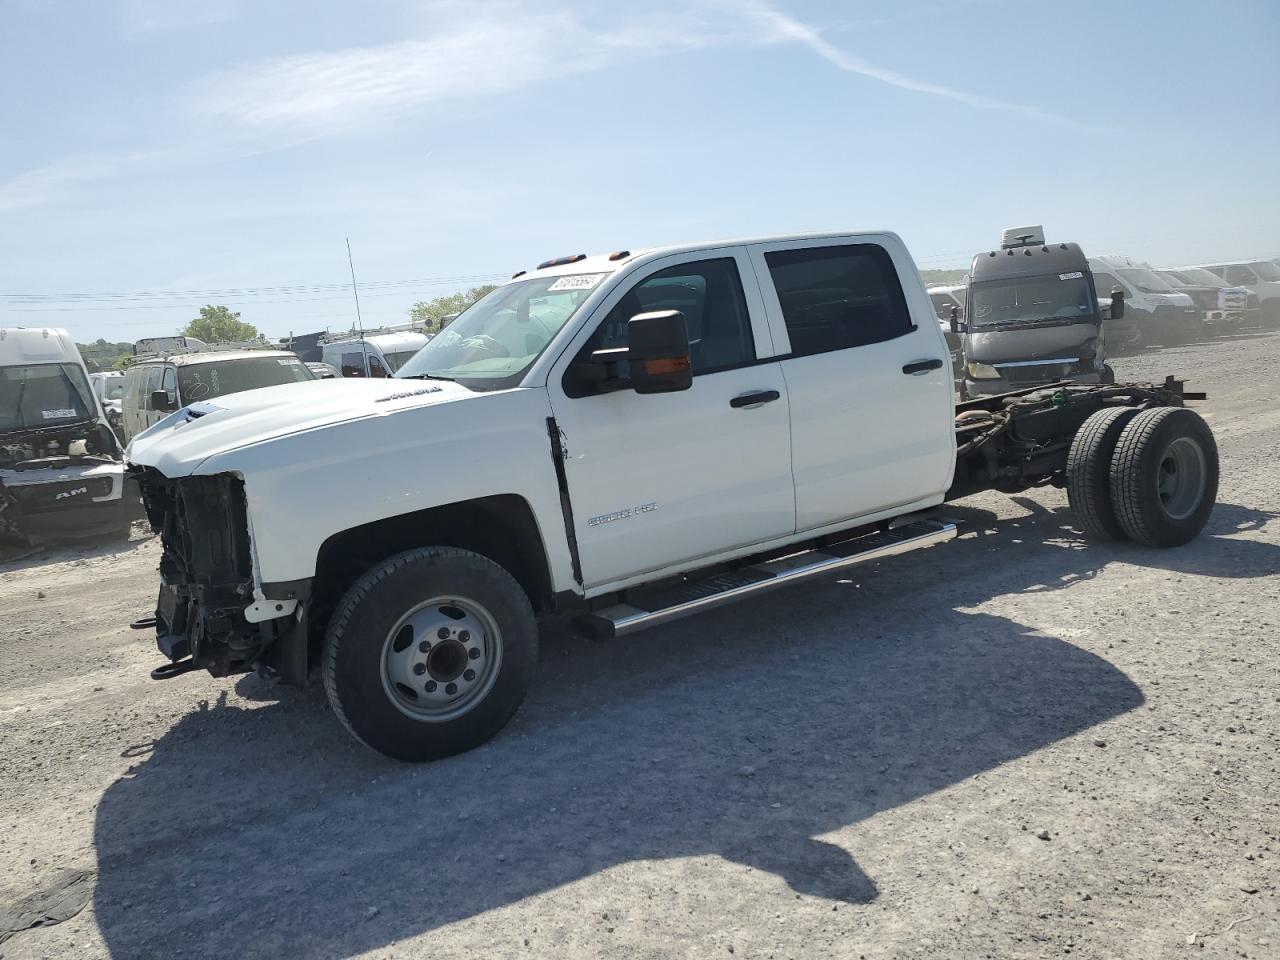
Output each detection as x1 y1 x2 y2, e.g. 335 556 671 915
581 519 957 639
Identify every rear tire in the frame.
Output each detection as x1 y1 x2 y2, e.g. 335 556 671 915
323 547 538 761
1109 408 1218 547
1066 407 1140 541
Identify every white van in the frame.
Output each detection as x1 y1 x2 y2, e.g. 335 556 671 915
89 370 126 434
320 331 430 378
1087 255 1203 346
120 348 315 443
0 328 127 540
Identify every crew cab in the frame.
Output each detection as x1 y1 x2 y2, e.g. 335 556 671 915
127 232 1219 761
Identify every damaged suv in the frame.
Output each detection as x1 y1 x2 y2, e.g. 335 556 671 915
1 328 127 542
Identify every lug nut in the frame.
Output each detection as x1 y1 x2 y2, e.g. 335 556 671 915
463 669 476 682
437 627 450 639
413 663 426 676
425 681 437 692
468 647 481 660
459 630 470 642
418 640 431 653
445 682 457 695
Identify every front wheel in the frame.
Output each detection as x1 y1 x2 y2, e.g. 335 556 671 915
323 547 538 761
1109 408 1218 547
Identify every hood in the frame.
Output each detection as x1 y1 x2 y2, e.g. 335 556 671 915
126 376 478 475
1146 291 1194 307
965 321 1099 364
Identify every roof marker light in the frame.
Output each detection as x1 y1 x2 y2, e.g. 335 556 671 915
511 270 527 279
608 250 631 261
537 253 587 270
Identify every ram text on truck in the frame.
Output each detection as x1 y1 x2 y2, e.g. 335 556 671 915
126 232 1218 761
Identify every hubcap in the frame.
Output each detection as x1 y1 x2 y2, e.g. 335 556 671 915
380 597 501 722
1156 436 1207 521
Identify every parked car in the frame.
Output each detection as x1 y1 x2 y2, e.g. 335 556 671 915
1189 260 1280 328
127 229 1219 761
1 328 127 541
956 227 1119 397
305 361 342 379
1088 256 1203 346
89 370 127 435
320 331 430 378
1156 269 1250 330
120 349 316 443
926 283 966 386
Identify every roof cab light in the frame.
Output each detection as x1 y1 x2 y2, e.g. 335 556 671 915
537 253 587 270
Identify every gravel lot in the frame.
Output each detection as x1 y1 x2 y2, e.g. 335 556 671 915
2 330 1278 960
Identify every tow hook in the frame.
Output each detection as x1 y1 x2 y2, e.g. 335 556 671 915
150 659 199 681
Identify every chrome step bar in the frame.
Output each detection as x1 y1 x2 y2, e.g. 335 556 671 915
582 519 957 638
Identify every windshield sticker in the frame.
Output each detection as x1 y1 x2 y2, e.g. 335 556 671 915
547 274 604 292
1059 272 1084 280
41 408 78 419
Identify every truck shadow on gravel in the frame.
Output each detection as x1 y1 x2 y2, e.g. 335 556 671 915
88 500 1279 959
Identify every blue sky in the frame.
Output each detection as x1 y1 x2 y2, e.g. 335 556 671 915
2 0 1277 343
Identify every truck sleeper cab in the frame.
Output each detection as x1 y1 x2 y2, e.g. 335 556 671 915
127 232 1219 762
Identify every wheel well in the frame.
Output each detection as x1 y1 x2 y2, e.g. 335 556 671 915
309 495 554 650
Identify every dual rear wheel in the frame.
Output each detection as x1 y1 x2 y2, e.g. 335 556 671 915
1067 406 1218 547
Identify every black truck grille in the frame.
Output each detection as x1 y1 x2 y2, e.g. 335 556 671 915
9 476 114 514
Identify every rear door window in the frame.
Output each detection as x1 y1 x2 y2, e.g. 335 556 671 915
764 244 913 356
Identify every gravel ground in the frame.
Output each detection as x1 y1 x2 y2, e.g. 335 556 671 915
1 330 1278 960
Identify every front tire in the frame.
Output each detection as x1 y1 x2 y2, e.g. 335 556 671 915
323 547 538 761
1109 408 1218 547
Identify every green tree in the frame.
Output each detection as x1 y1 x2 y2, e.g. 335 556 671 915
182 305 259 343
408 285 496 332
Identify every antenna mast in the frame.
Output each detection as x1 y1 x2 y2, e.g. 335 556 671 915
346 237 371 376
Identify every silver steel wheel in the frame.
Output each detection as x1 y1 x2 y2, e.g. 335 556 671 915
380 596 502 722
1157 436 1207 520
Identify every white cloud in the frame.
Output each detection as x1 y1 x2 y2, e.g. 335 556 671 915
187 3 735 131
733 0 1090 128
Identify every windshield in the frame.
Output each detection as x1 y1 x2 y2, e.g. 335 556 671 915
1174 268 1227 287
0 362 96 433
1251 261 1280 281
969 274 1096 327
1117 267 1175 294
178 355 314 402
396 274 604 389
102 380 126 401
380 349 419 373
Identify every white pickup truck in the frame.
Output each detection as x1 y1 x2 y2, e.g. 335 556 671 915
127 232 1219 761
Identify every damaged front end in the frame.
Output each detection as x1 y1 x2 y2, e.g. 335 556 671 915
134 467 304 682
0 420 126 543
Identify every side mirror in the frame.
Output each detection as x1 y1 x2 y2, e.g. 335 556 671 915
625 310 692 394
150 389 177 413
948 304 963 334
1109 288 1125 320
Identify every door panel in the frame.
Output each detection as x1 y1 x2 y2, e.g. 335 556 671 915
552 364 793 587
748 237 954 532
547 248 794 589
